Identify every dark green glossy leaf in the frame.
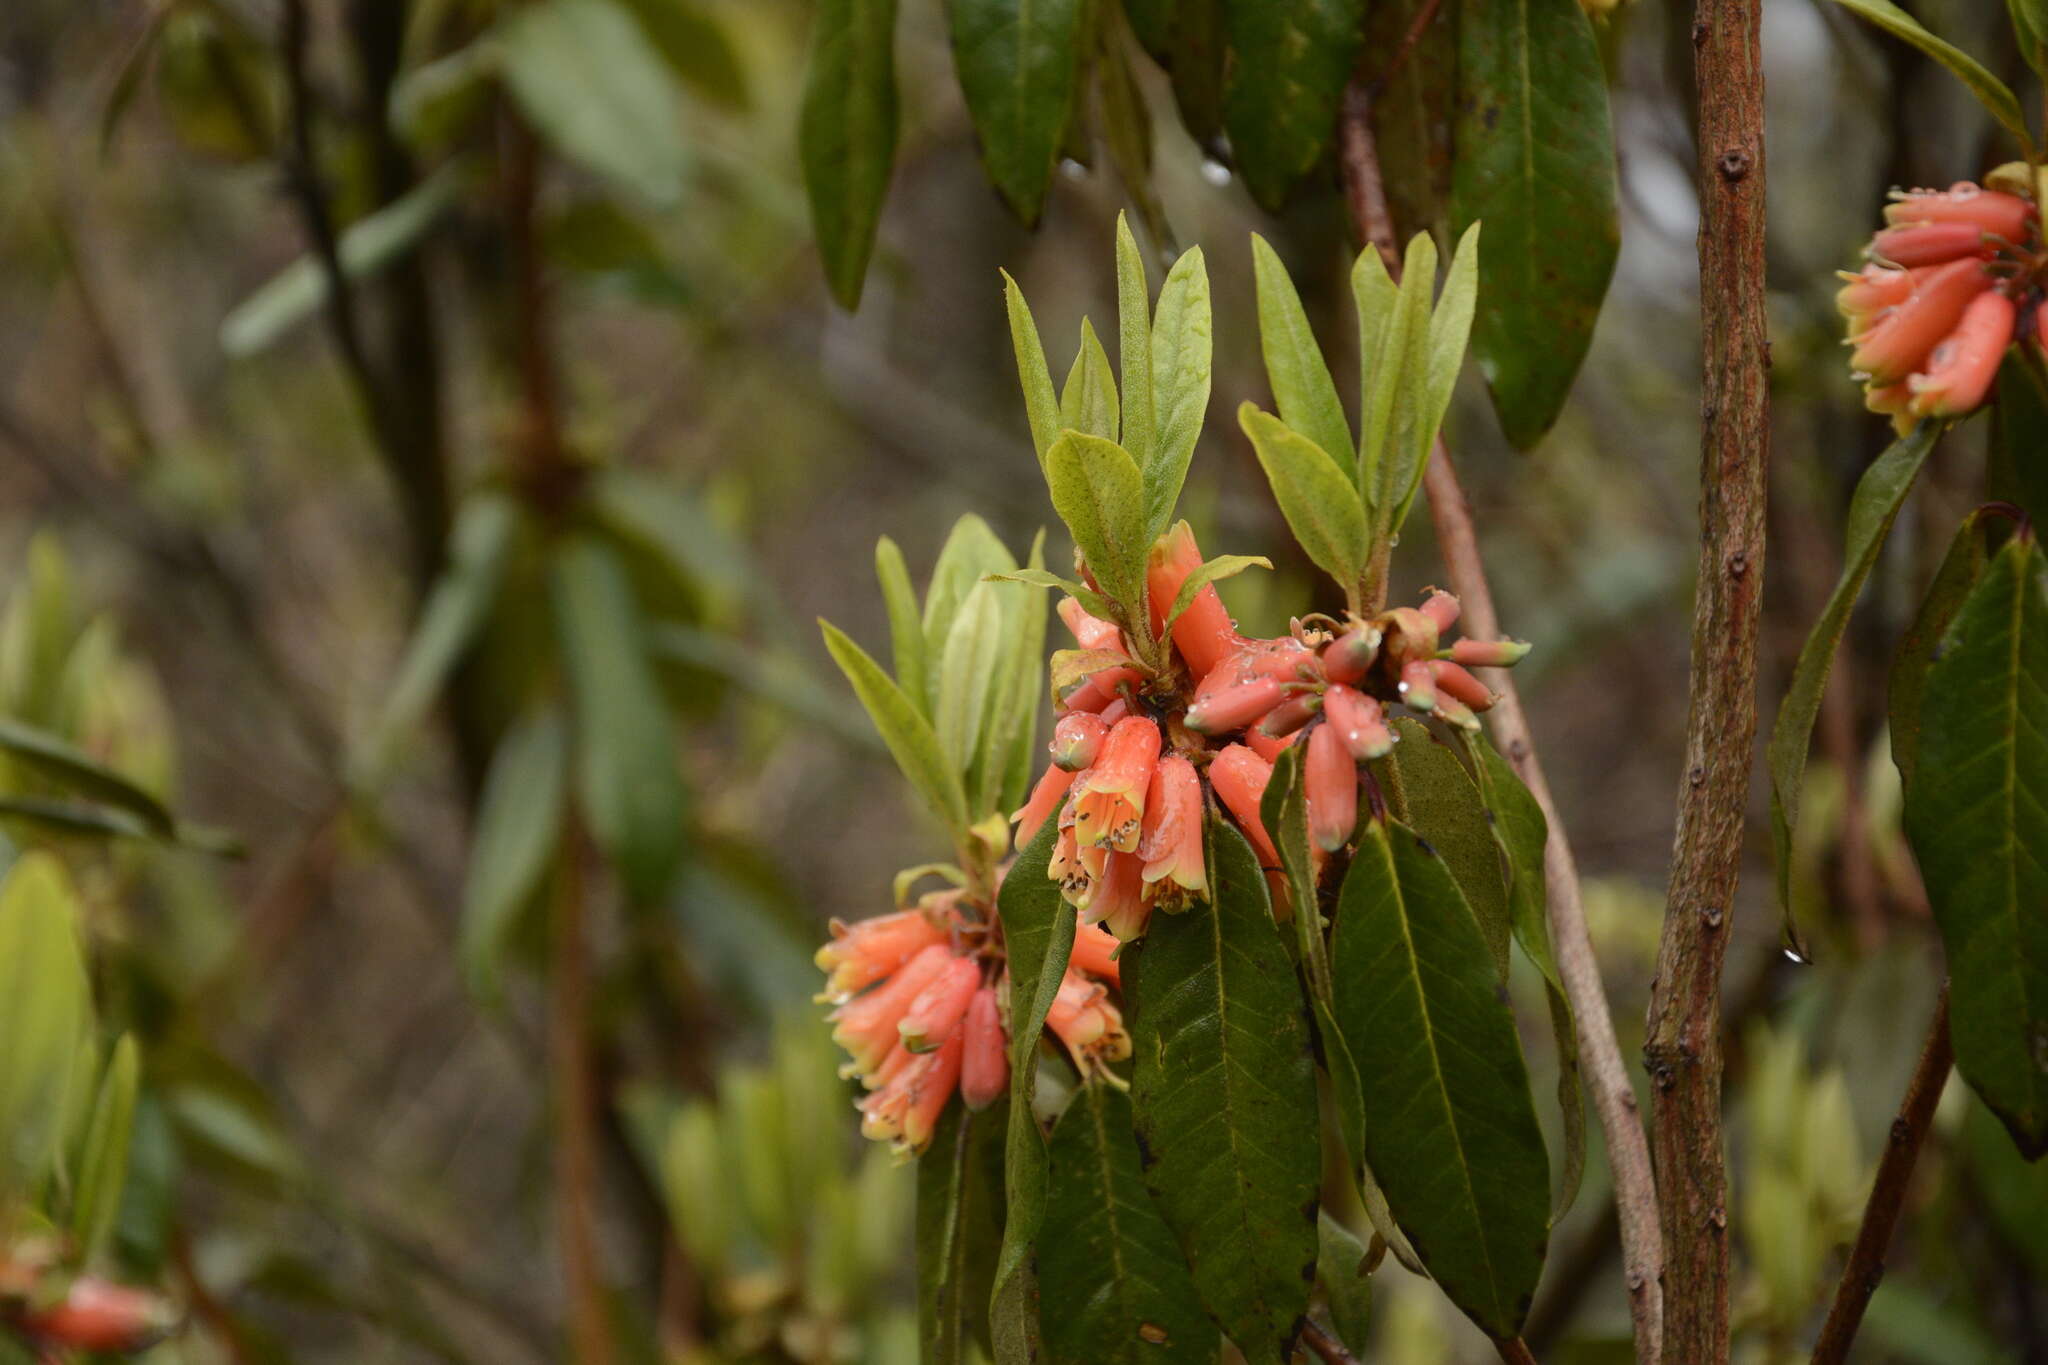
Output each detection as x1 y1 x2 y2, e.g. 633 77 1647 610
1251 234 1353 480
1364 0 1454 238
1890 510 1989 792
1221 0 1365 210
1904 538 2048 1157
991 816 1077 1362
1129 816 1318 1365
461 707 567 1002
951 0 1085 222
1451 0 1617 449
800 0 899 307
1332 820 1549 1338
1059 319 1122 443
919 1102 1006 1363
1041 1084 1215 1363
1769 421 1939 954
1165 0 1226 145
552 536 687 904
1238 404 1369 600
1991 355 2048 525
1382 718 1510 979
1829 0 2033 155
1146 247 1212 538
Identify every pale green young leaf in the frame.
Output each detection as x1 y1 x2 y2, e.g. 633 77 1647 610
1059 318 1121 443
0 852 94 1196
1161 555 1271 640
923 515 1018 709
1395 220 1480 528
1251 234 1353 482
935 581 1008 794
1238 404 1369 599
1044 432 1150 630
822 621 971 841
462 707 567 1002
1831 0 2033 155
1373 232 1440 537
1115 214 1156 468
1003 269 1060 466
982 533 1051 815
875 536 927 713
1146 246 1212 537
799 0 899 307
71 1034 139 1263
1351 243 1401 497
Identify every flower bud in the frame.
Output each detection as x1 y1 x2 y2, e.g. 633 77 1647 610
1058 596 1123 652
1418 589 1462 634
1849 258 1994 384
899 954 981 1053
1323 684 1394 762
1397 659 1438 712
1836 265 1915 321
1146 522 1240 680
1207 744 1280 868
1319 625 1381 684
1185 675 1287 735
1447 637 1532 668
829 943 954 1076
1870 221 1996 268
959 988 1009 1110
1909 289 2017 417
1256 691 1323 740
897 1031 965 1154
1379 607 1441 668
1050 712 1109 771
1244 726 1302 763
1433 695 1482 732
17 1278 178 1353
1430 660 1496 711
1305 722 1358 853
1883 183 2034 243
815 909 949 1001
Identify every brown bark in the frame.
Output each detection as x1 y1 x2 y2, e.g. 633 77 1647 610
1643 0 1770 1357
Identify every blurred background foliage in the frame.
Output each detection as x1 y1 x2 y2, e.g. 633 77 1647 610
0 0 2042 1360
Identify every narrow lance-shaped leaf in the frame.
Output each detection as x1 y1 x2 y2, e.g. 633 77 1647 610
1331 820 1550 1339
950 0 1084 222
0 718 176 839
923 515 1019 714
1352 244 1401 497
982 534 1051 816
822 621 972 840
1768 420 1940 954
1146 247 1212 538
0 853 94 1196
1903 537 2048 1157
876 536 929 714
1040 1083 1216 1363
1004 270 1060 466
1251 234 1353 480
800 0 900 307
1991 354 2048 526
1451 0 1617 449
1059 319 1122 443
1045 432 1151 635
1238 403 1369 603
1890 510 1989 791
1115 214 1156 468
71 1034 140 1263
1393 220 1480 530
1129 816 1319 1365
1371 232 1441 538
987 567 1120 627
1829 0 2034 156
935 582 1008 792
1221 0 1365 210
461 707 568 1002
1161 556 1271 640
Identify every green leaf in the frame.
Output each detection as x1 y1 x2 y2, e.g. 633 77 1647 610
1165 0 1226 144
822 621 972 839
1829 0 2033 155
1238 404 1369 600
1041 1083 1216 1363
1059 318 1122 443
1991 355 2048 525
1260 742 1331 1001
1891 510 1991 792
584 468 760 609
1768 421 1939 953
1004 270 1061 466
1332 820 1550 1338
800 0 900 307
1220 0 1365 210
980 535 1052 816
0 717 175 839
1364 0 1455 241
220 162 466 356
352 491 518 788
987 568 1121 626
1161 556 1272 641
1352 244 1402 494
1468 733 1583 1215
1383 718 1511 980
551 536 688 904
615 0 751 108
1128 816 1319 1365
877 536 929 713
497 0 690 204
991 816 1078 1363
2015 0 2048 76
461 707 567 1002
924 516 1020 719
1146 247 1212 538
1115 214 1157 470
0 852 94 1196
1315 1212 1374 1353
918 1103 1005 1364
71 1034 139 1263
936 581 1009 793
1251 234 1354 480
1904 538 2048 1157
950 0 1085 222
1399 220 1480 529
1451 0 1618 449
1045 432 1151 630
1371 232 1442 535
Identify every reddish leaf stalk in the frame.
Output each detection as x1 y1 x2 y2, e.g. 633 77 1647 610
1336 82 1667 1364
1810 985 1952 1363
1299 1319 1364 1365
1643 0 1770 1357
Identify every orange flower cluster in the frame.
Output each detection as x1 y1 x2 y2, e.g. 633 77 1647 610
1839 180 2041 430
1016 524 1531 942
816 888 1128 1156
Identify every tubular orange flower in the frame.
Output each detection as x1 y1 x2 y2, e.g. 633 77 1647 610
814 908 949 1001
1323 685 1394 762
1257 692 1322 739
1319 623 1381 683
1071 715 1160 851
1146 522 1240 679
1137 753 1207 902
1884 184 2034 241
1045 971 1132 1070
1418 589 1462 634
1049 820 1088 900
16 1279 176 1354
899 954 981 1053
1836 264 1915 322
1909 289 2017 417
898 1031 966 1153
1185 675 1287 735
829 943 954 1076
1014 761 1076 847
1208 743 1279 867
1069 922 1124 984
1079 848 1149 941
1244 725 1303 763
1058 595 1124 652
1849 258 1995 383
1051 711 1109 770
1871 221 1996 267
1397 659 1438 713
1305 721 1357 854
958 987 1009 1110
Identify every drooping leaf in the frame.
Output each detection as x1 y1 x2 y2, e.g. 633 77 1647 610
1099 23 1171 255
461 707 567 1002
0 718 175 839
1382 718 1510 979
990 816 1077 1362
1251 234 1353 481
822 621 972 839
0 853 94 1196
1769 421 1940 953
1451 0 1618 449
1040 1083 1216 1363
1115 214 1157 469
352 491 518 788
1829 0 2034 155
800 0 900 307
1890 510 1990 792
1238 404 1369 601
552 536 687 903
919 1102 1005 1364
1220 0 1365 210
71 1034 139 1263
1331 820 1550 1338
1004 270 1061 465
1045 432 1151 630
950 0 1085 222
876 536 929 713
497 0 690 204
1166 0 1226 145
1146 247 1213 538
1364 0 1455 239
1059 319 1122 443
1128 816 1319 1365
1903 538 2048 1157
1315 1212 1375 1354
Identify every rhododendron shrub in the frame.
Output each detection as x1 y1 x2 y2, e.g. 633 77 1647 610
820 219 1576 1361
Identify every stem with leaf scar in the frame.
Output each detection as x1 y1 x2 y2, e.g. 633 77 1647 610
1335 72 1668 1365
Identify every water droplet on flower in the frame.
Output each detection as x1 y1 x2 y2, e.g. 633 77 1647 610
1200 158 1232 187
1060 158 1088 180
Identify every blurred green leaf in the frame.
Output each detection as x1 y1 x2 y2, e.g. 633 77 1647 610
220 161 465 356
648 623 877 748
0 852 93 1196
917 1103 1005 1364
980 536 1051 816
585 468 759 611
950 0 1084 222
552 535 688 904
877 537 929 714
1145 246 1212 538
1040 1083 1215 1363
1382 718 1510 980
389 41 498 149
1332 820 1549 1339
1862 1280 2011 1365
1451 0 1617 449
1890 508 1989 791
801 0 899 307
1045 432 1150 632
1829 0 2033 155
935 581 1008 792
616 0 750 107
923 516 1020 709
1365 0 1454 240
2015 0 2048 76
71 1034 139 1264
1165 0 1225 145
1004 270 1061 465
1059 319 1122 444
1251 234 1352 482
1238 403 1368 602
1991 355 2048 524
1904 537 2048 1157
822 621 972 840
1769 421 1938 955
1220 0 1364 210
461 706 567 1002
0 797 238 854
0 716 175 837
497 0 690 204
1128 816 1319 1365
1315 1212 1374 1354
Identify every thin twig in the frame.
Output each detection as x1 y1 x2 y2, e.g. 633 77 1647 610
1811 985 1952 1363
1496 1338 1540 1365
1366 0 1448 98
1299 1319 1363 1365
1644 0 1771 1355
1334 81 1668 1365
551 830 615 1365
